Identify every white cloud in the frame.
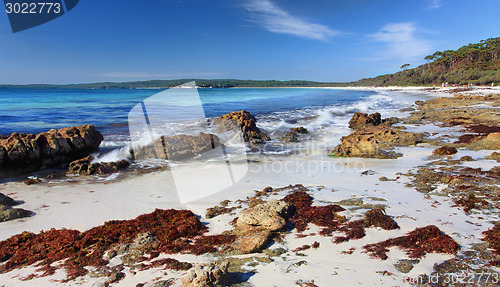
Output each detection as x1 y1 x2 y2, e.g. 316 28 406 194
243 0 338 41
367 22 432 61
424 0 442 10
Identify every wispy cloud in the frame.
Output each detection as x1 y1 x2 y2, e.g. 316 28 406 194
423 0 442 10
243 0 339 41
97 72 224 78
367 22 432 61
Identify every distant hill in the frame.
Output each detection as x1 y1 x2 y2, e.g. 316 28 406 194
1 38 498 89
351 37 500 87
0 79 345 89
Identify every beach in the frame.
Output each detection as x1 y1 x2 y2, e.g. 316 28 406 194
0 87 499 286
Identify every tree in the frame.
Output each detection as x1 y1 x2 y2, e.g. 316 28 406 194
400 64 410 71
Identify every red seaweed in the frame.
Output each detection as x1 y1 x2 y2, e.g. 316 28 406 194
363 225 459 260
482 224 500 266
0 209 208 280
282 191 345 232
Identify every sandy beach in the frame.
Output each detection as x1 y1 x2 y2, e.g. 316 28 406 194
0 87 499 287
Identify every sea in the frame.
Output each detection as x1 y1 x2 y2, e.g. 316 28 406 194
0 87 420 166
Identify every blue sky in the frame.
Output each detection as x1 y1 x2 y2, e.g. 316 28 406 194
0 0 499 84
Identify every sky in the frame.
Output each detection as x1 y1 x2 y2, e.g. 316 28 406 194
0 0 499 84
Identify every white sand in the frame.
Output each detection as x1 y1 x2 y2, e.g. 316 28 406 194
0 88 498 286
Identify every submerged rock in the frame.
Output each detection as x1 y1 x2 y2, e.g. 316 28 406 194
68 156 129 175
332 126 425 159
213 110 270 144
0 125 103 172
181 261 229 287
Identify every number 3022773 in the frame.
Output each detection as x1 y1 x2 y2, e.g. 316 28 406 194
5 2 62 14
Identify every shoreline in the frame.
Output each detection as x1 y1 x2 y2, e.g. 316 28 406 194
0 88 499 286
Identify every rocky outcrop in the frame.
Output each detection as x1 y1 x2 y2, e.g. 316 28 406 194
0 193 33 222
332 126 425 159
0 125 103 172
132 133 218 161
349 112 382 129
181 261 229 287
68 156 129 175
212 110 270 144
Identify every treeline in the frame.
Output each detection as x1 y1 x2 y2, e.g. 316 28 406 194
0 79 345 90
351 37 500 86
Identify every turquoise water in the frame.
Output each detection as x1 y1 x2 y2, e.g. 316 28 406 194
0 88 374 138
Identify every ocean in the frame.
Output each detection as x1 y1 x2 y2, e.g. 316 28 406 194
1 87 416 163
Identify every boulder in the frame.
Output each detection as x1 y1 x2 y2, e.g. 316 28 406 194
0 125 103 172
132 133 218 161
0 205 33 222
0 193 16 206
212 110 270 144
432 146 458 156
68 156 129 175
291 127 308 134
332 126 425 159
181 261 229 287
349 112 382 130
236 200 294 232
231 228 271 254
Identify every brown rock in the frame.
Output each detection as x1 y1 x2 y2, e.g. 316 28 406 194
231 228 272 254
0 125 103 172
132 133 218 161
213 110 270 144
432 146 458 155
181 261 229 287
349 112 382 129
332 126 425 159
68 156 129 175
291 127 308 134
236 200 293 232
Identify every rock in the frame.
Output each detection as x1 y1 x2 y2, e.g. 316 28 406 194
280 131 299 142
0 125 103 172
332 126 425 159
486 152 500 162
231 228 272 254
150 279 175 287
24 177 41 185
459 155 474 161
432 146 457 155
236 200 294 231
291 127 308 134
68 156 129 175
0 193 16 206
348 112 382 129
0 205 33 222
118 232 159 265
212 110 270 144
132 133 219 161
181 261 229 287
394 259 420 273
